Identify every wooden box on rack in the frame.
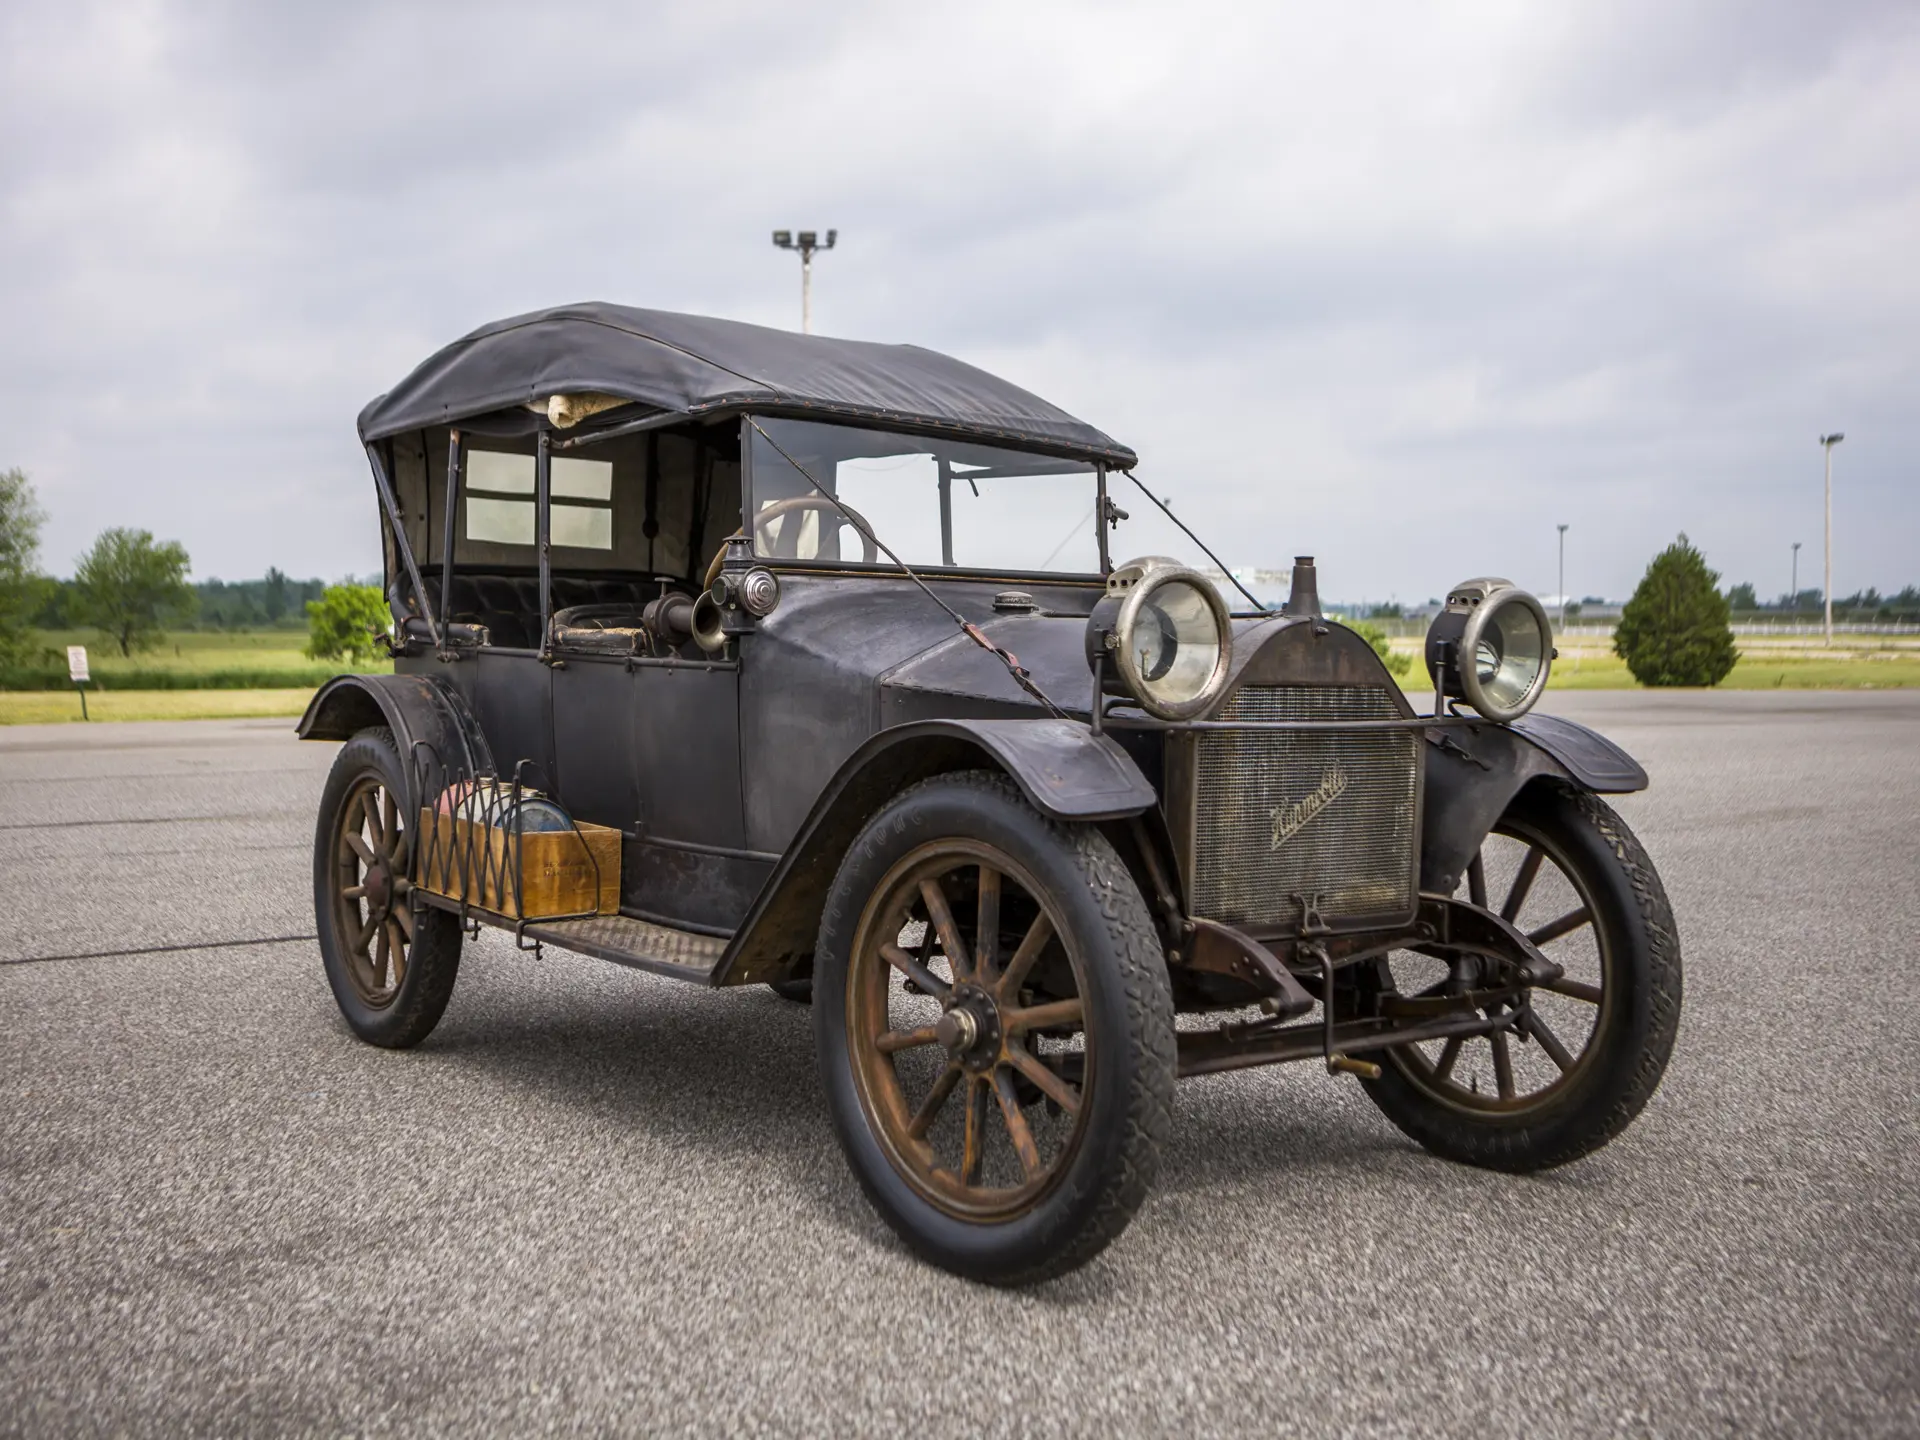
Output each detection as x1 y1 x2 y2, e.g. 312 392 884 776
416 809 621 920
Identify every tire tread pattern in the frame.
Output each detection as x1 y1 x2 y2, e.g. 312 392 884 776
816 771 1174 1285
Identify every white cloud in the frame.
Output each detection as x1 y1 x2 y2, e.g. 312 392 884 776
0 0 1913 602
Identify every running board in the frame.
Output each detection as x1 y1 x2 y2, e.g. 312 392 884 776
521 914 727 985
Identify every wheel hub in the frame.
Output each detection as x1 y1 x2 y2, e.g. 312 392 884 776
942 982 1003 1073
363 863 392 917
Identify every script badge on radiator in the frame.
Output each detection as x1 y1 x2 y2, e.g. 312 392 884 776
1270 766 1350 850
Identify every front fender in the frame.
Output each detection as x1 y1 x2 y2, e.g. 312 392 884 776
713 718 1154 986
1421 713 1646 893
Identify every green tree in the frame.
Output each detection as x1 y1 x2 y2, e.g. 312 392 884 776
72 527 196 657
0 467 47 665
1725 582 1757 611
1614 534 1737 687
305 583 390 666
1350 619 1414 679
263 566 290 624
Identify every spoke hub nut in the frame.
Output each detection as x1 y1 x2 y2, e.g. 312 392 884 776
935 1008 977 1053
942 983 1004 1072
364 864 392 915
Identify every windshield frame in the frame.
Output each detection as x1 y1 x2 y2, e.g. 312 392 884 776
742 414 1113 583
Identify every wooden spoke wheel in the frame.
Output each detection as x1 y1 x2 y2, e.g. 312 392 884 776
331 771 414 1008
814 772 1174 1285
847 842 1091 1222
313 727 463 1049
1362 782 1681 1171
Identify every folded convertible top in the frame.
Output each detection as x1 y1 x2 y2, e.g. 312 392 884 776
356 302 1136 467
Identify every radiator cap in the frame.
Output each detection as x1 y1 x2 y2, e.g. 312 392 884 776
1283 556 1322 619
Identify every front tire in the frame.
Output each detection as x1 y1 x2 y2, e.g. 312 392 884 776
313 726 464 1048
814 772 1175 1285
1360 781 1681 1171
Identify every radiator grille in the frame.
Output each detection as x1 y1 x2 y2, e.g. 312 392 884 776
1190 685 1419 931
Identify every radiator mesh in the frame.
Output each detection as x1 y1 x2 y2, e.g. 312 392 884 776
1190 685 1419 930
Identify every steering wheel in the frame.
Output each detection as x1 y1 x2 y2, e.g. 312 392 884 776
701 498 881 589
752 496 880 565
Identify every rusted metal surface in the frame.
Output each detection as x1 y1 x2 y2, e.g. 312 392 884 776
1180 917 1314 1019
523 913 726 979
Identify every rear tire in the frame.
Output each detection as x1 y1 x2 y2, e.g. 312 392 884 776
313 727 464 1048
814 772 1175 1285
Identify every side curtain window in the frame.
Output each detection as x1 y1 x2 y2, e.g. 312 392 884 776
464 451 614 550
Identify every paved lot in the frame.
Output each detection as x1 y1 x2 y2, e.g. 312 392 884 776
2 693 1916 1437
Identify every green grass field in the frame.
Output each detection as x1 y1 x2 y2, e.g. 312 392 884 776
1385 636 1920 689
34 627 317 672
2 629 370 692
0 688 320 724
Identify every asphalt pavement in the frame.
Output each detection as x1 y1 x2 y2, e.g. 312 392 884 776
2 692 1916 1437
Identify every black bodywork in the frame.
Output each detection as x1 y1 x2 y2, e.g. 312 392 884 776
300 303 1647 1029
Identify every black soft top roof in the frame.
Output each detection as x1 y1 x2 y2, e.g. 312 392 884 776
356 302 1135 466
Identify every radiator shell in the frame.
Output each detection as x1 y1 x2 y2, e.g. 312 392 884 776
1172 683 1424 939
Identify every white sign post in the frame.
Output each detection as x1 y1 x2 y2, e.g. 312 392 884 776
67 646 90 721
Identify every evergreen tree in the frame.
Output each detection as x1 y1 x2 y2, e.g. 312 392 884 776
1614 534 1738 687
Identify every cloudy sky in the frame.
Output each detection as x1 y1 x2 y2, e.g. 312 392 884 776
3 0 1914 605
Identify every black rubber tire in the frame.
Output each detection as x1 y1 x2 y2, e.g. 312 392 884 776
814 771 1175 1285
1362 781 1682 1171
769 978 814 1005
313 727 464 1049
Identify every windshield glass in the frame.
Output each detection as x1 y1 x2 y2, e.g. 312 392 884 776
747 417 1106 575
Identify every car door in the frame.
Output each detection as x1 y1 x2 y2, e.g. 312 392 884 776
550 654 765 935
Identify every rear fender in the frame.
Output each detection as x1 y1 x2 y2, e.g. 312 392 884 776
1422 714 1646 893
296 674 494 809
712 719 1155 986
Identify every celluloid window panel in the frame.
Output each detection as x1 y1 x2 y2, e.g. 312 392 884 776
466 496 535 546
463 450 614 550
550 504 613 549
551 458 612 500
467 451 535 494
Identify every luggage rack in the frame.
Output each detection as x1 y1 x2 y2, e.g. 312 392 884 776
407 743 617 949
405 741 730 982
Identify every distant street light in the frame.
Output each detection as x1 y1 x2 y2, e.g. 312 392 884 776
1557 523 1569 632
1791 541 1801 612
771 228 837 334
1819 433 1844 644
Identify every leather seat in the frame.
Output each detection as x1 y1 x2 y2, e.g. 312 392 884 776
549 602 648 655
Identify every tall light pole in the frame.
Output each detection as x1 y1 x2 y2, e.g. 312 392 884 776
1819 433 1844 644
1791 541 1801 612
1557 523 1569 632
771 228 837 334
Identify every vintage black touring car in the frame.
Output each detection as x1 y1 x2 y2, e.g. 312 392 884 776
301 303 1681 1283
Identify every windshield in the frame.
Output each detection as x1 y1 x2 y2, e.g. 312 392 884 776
747 417 1106 575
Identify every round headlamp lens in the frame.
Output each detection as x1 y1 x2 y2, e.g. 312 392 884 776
1477 607 1547 713
1133 580 1222 708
